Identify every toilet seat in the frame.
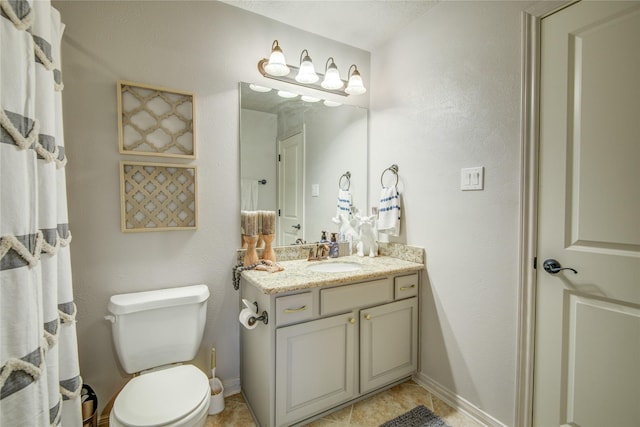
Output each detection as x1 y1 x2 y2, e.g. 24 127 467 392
112 365 210 427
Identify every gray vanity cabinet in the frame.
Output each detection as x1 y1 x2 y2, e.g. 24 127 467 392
360 297 418 394
240 271 420 427
275 311 357 426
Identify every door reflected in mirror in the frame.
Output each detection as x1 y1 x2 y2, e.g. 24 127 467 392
239 82 368 247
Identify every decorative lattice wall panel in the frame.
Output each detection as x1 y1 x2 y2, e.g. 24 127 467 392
117 81 196 159
120 161 197 232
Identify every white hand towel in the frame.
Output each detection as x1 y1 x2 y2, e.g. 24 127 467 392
241 179 258 211
335 189 352 219
378 186 401 236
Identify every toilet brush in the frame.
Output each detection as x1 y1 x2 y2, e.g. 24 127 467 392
210 347 216 379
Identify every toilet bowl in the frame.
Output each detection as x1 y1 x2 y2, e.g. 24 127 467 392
106 285 211 427
109 365 210 427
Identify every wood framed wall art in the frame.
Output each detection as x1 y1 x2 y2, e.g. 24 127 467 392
117 80 196 159
120 161 198 232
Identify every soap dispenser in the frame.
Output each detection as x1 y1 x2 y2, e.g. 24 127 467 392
329 233 339 258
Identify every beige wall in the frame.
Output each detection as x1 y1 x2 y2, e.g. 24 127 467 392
54 0 369 412
369 2 534 425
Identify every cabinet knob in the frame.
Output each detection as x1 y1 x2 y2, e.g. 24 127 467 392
364 314 371 320
348 318 356 324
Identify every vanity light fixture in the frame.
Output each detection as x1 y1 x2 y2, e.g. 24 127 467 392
321 57 343 90
345 65 367 95
263 40 290 77
258 40 366 97
295 50 319 84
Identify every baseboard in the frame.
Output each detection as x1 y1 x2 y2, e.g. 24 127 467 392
413 372 508 427
222 376 241 397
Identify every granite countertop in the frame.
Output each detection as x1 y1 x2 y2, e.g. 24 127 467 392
241 255 424 295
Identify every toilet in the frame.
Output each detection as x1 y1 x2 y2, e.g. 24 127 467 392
106 284 211 427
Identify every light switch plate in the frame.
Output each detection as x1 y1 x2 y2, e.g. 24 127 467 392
311 184 320 197
461 167 484 191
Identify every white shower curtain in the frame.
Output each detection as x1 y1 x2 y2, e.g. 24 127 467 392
1 0 82 425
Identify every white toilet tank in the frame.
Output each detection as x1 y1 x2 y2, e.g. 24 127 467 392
107 284 209 374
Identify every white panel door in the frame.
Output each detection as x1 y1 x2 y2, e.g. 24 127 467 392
534 2 640 427
277 132 304 246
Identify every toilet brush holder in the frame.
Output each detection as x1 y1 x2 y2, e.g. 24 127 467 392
208 378 225 415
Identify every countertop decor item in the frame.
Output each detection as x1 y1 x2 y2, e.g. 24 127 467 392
355 214 378 257
243 235 259 266
241 211 260 265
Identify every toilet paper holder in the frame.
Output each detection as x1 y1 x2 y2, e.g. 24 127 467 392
249 302 269 326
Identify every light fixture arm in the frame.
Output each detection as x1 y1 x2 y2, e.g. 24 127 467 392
324 57 337 72
348 64 358 78
299 49 310 65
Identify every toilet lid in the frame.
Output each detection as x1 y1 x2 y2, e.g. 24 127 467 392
113 365 209 427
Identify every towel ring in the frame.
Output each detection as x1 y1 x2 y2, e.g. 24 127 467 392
339 171 351 191
380 164 399 187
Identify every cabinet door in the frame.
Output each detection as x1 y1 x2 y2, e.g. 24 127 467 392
276 312 357 426
360 297 418 394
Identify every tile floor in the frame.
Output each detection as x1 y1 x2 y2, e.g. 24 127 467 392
205 380 483 427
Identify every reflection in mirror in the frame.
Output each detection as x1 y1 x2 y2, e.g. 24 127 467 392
240 82 368 247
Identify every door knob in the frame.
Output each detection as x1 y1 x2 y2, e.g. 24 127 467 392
542 259 578 275
291 224 301 230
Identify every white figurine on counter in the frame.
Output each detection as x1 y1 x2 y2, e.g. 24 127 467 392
332 209 360 254
355 214 378 257
332 213 358 239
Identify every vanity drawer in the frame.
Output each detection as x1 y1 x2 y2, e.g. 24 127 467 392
395 273 418 299
320 278 393 316
275 292 314 327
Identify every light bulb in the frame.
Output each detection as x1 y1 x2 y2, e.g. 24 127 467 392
321 58 343 90
295 50 319 84
277 90 298 99
301 95 321 103
264 40 290 77
323 100 342 107
345 65 366 95
249 84 272 93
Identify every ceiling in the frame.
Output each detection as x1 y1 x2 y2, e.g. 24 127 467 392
220 0 438 51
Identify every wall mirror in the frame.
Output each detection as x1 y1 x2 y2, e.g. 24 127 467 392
239 82 368 247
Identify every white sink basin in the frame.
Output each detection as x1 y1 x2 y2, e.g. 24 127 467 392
307 262 363 273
